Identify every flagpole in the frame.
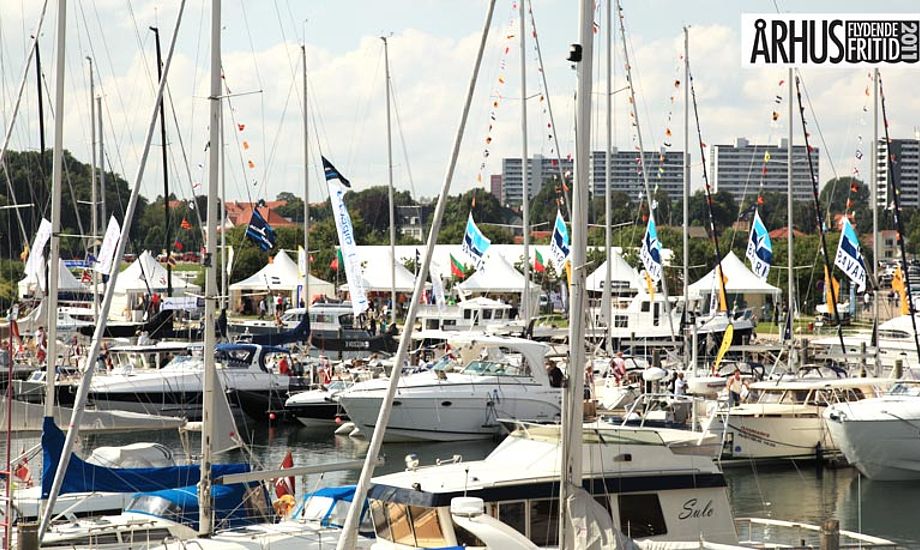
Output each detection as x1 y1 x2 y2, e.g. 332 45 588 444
302 43 310 309
682 26 690 366
519 0 531 326
603 0 613 354
87 57 100 320
383 36 396 327
786 68 795 368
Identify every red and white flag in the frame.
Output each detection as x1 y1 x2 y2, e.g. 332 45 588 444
273 450 295 498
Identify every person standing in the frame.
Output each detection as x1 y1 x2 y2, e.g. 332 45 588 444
258 297 267 320
726 368 749 407
34 326 47 365
674 372 687 396
610 352 627 386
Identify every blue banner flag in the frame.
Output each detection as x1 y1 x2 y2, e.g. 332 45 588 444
639 217 663 282
834 217 867 292
322 156 351 188
550 209 570 270
745 210 773 279
245 208 276 251
461 213 491 270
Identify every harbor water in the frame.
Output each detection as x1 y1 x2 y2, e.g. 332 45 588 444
40 421 916 546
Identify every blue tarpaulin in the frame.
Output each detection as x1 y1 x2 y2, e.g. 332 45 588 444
127 483 263 530
41 417 250 497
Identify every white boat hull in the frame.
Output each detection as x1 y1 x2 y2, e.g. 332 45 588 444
826 413 920 480
711 413 835 461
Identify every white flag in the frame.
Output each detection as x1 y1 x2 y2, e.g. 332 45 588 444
24 218 52 280
226 245 235 278
431 269 446 312
297 245 307 278
328 182 369 317
95 216 121 274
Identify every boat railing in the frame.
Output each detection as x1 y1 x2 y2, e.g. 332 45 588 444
734 517 898 548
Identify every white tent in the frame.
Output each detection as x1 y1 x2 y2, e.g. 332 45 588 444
688 251 781 298
17 259 88 298
340 250 421 293
229 249 335 310
111 251 202 321
459 253 536 294
586 250 640 293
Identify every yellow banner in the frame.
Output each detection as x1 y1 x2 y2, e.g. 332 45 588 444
893 267 909 315
824 265 839 316
713 324 734 372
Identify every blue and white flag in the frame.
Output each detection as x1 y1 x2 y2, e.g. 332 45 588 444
322 156 351 188
245 208 276 251
639 217 663 283
834 217 867 292
745 210 773 280
550 209 570 270
462 213 491 270
328 181 369 316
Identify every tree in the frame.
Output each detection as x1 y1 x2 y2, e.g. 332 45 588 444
687 190 737 230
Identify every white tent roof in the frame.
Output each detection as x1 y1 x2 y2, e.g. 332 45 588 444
459 252 536 293
688 251 781 297
229 249 334 296
18 258 87 298
585 249 640 292
115 251 201 293
340 250 421 293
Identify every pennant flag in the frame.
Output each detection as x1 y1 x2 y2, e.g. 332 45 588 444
564 259 572 286
237 123 245 132
745 210 773 280
242 140 250 150
713 324 734 371
824 265 840 317
245 208 277 251
639 217 663 283
644 272 656 301
834 218 867 293
297 245 307 277
431 270 447 312
461 213 491 270
322 156 351 188
330 248 343 271
173 239 184 251
550 210 570 270
273 450 295 498
180 218 192 230
449 254 466 279
534 249 546 273
94 216 121 274
247 160 255 169
80 270 91 284
893 267 910 315
226 246 235 278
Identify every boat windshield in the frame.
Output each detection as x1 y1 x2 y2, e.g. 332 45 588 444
461 360 528 377
162 355 201 371
327 380 348 393
126 494 183 522
889 382 920 397
428 355 456 372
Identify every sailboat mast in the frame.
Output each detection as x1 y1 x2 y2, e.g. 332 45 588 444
98 96 106 226
151 27 173 297
302 44 310 307
87 57 99 318
220 95 227 308
519 0 531 325
43 0 67 419
603 0 612 352
682 27 689 365
615 0 676 340
558 1 592 547
200 0 221 535
382 36 397 326
786 69 795 366
335 3 497 547
38 3 188 540
871 68 879 357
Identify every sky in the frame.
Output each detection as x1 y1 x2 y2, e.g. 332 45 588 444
2 0 920 211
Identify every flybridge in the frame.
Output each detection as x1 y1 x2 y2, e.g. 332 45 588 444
741 14 920 66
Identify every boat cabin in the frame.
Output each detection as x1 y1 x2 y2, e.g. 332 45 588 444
416 297 513 331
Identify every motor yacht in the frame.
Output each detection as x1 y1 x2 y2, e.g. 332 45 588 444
338 335 561 442
825 380 920 480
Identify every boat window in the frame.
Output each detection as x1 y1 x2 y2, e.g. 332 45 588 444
463 309 472 320
339 314 355 328
653 302 660 326
496 501 526 536
216 348 256 369
614 315 628 328
529 498 559 546
844 388 866 401
461 361 527 377
408 506 447 547
640 301 650 313
778 390 810 404
618 493 667 539
387 502 415 545
879 329 909 339
126 495 183 522
453 522 485 547
757 390 785 404
482 309 493 320
370 500 391 541
494 310 505 320
890 383 920 397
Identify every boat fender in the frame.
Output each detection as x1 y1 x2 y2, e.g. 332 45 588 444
334 421 355 435
349 427 364 438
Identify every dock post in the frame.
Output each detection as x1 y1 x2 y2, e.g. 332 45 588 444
17 522 38 550
820 518 840 550
895 359 903 380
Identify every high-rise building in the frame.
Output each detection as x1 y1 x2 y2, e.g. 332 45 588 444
589 148 686 201
489 174 503 203
499 149 685 206
500 154 570 207
711 137 816 202
877 138 920 208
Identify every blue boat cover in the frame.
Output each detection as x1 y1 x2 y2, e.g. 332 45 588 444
249 311 311 347
127 483 262 530
41 417 250 498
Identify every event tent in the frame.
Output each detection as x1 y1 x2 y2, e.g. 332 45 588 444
687 251 781 298
229 249 335 311
18 258 88 298
585 250 641 293
339 250 421 293
110 251 202 320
